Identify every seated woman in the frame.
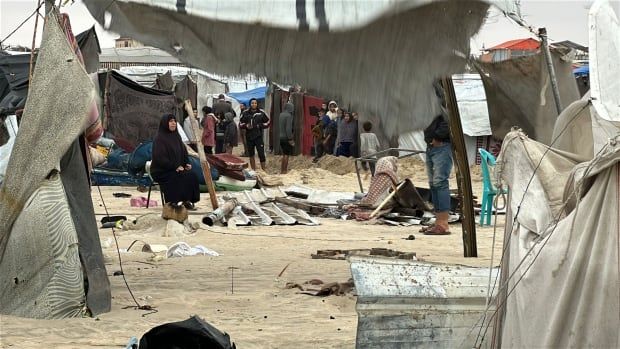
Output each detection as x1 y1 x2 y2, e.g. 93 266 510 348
151 114 200 210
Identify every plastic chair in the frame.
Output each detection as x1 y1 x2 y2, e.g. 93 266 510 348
478 148 507 226
145 161 165 208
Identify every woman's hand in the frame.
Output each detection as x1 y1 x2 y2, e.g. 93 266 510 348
176 166 184 172
185 164 192 171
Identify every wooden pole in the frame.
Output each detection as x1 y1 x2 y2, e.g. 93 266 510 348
441 77 477 257
538 27 563 115
369 181 406 219
184 100 218 209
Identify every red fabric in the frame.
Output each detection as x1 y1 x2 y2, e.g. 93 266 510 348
302 95 324 155
487 38 540 51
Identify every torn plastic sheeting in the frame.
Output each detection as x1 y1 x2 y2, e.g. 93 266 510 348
306 190 356 205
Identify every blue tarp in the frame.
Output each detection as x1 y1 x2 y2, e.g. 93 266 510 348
228 85 267 106
573 65 589 76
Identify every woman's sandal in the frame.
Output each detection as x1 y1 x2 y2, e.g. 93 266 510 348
423 225 451 235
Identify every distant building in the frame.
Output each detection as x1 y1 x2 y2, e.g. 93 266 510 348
115 37 143 48
99 46 185 70
480 38 540 63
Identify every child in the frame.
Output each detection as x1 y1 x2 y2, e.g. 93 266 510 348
223 112 238 154
311 109 326 161
360 121 380 177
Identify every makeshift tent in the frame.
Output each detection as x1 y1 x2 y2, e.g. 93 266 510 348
104 70 177 151
228 86 267 106
83 0 521 138
0 26 100 117
0 54 31 116
573 65 589 76
399 74 495 164
75 26 101 74
118 66 228 118
492 1 620 347
475 48 581 144
0 10 110 318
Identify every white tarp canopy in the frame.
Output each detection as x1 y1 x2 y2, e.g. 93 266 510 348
589 0 620 122
452 74 492 137
84 0 520 137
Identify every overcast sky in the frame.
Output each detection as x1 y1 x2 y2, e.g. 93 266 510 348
1 0 618 53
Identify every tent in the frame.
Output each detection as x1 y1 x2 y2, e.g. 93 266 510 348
0 25 101 117
573 64 589 76
104 70 177 151
491 1 620 347
0 10 110 319
228 85 268 107
83 0 521 139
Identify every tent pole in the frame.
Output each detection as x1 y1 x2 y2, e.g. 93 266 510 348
538 27 563 115
185 100 219 209
441 77 477 257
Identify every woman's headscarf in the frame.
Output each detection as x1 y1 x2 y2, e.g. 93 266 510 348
151 114 188 172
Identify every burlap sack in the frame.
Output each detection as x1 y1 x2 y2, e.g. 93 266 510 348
161 203 188 223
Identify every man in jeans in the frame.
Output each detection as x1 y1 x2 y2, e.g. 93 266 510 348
421 113 453 235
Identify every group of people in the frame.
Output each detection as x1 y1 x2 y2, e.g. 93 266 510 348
150 93 454 236
310 101 380 176
183 94 270 171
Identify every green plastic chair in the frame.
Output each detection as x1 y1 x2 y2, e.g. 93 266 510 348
478 148 507 226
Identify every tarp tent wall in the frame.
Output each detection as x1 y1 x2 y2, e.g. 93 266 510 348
475 48 580 144
493 2 620 347
104 70 177 151
83 0 521 138
0 10 110 319
118 66 228 119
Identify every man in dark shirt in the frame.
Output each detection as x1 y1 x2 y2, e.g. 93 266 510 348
239 98 269 171
212 95 234 153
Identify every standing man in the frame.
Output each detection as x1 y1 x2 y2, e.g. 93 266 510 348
240 98 269 171
238 103 248 156
421 113 453 235
278 102 295 174
212 94 234 153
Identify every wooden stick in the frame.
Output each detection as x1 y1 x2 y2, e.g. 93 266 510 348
369 181 406 219
184 100 218 209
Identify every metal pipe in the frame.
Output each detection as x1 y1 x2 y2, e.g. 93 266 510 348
538 27 563 115
202 198 237 226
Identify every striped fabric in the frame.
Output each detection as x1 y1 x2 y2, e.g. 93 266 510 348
0 173 86 319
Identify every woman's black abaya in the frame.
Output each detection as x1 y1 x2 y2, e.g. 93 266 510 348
151 114 200 204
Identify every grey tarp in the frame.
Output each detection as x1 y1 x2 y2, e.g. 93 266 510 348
75 26 101 74
105 70 177 151
0 11 109 318
82 0 518 137
0 53 32 116
59 140 111 315
475 49 580 144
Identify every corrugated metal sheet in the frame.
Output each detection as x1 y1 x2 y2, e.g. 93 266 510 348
349 256 498 349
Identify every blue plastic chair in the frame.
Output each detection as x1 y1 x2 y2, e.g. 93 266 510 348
478 148 507 226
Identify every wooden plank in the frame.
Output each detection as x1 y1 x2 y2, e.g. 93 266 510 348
184 100 218 209
441 77 477 257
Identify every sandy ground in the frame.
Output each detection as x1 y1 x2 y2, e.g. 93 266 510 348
0 155 505 349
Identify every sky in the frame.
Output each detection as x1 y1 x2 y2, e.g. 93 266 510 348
1 0 618 53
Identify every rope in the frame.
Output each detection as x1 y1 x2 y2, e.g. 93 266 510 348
28 0 43 84
0 2 45 45
96 184 157 316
